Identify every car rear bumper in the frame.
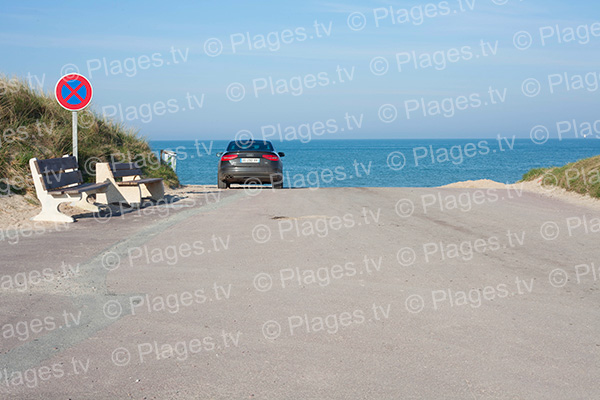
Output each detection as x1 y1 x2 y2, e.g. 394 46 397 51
219 165 283 184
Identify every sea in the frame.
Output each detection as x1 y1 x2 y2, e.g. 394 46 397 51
149 139 600 188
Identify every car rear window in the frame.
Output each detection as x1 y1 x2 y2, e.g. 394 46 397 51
227 141 274 152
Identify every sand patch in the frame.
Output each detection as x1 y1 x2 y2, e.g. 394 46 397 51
0 185 220 230
441 178 600 210
441 179 508 189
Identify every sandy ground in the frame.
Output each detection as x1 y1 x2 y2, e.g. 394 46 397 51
2 179 599 229
443 177 600 211
0 185 219 230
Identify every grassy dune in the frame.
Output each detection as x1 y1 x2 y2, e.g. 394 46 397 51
0 75 179 197
522 155 600 198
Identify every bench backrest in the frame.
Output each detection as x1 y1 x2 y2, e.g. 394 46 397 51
32 156 83 191
110 162 143 179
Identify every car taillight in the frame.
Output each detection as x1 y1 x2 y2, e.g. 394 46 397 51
262 154 279 161
221 154 238 161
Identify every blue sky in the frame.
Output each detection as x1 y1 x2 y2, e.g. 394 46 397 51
1 0 599 140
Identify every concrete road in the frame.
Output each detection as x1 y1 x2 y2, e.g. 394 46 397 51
1 187 599 399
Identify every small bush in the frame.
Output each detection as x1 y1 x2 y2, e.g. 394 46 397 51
521 167 550 182
521 156 600 198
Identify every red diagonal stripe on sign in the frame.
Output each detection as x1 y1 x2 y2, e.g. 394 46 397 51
64 81 84 102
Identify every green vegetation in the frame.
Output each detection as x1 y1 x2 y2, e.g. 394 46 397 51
521 155 600 198
0 75 179 197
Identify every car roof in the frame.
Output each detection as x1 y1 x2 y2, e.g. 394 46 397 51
227 140 273 145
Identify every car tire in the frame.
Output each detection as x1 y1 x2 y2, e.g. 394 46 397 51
218 179 228 189
273 181 283 189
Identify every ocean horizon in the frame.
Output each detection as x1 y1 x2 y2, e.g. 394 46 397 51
150 138 600 187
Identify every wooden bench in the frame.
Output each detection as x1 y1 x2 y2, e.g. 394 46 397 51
29 156 109 223
95 162 164 207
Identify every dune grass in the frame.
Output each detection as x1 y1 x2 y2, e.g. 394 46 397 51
521 155 600 198
0 75 179 197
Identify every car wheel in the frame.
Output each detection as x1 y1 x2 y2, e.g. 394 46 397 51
273 181 283 189
218 179 228 189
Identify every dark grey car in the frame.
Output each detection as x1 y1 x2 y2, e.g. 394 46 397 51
217 140 284 189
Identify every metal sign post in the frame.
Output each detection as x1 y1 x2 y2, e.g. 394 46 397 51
72 111 78 161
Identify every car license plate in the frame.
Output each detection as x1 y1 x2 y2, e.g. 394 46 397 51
240 158 260 163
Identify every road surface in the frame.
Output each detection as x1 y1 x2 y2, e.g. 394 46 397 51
1 186 599 399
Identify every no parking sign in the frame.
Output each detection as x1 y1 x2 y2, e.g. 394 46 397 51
55 74 93 160
55 74 93 111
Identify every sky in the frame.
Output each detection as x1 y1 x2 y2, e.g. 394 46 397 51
1 0 600 140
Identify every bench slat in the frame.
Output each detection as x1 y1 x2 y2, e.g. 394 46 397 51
48 182 109 195
112 169 143 178
117 178 163 186
111 163 138 170
37 156 78 173
43 170 82 190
